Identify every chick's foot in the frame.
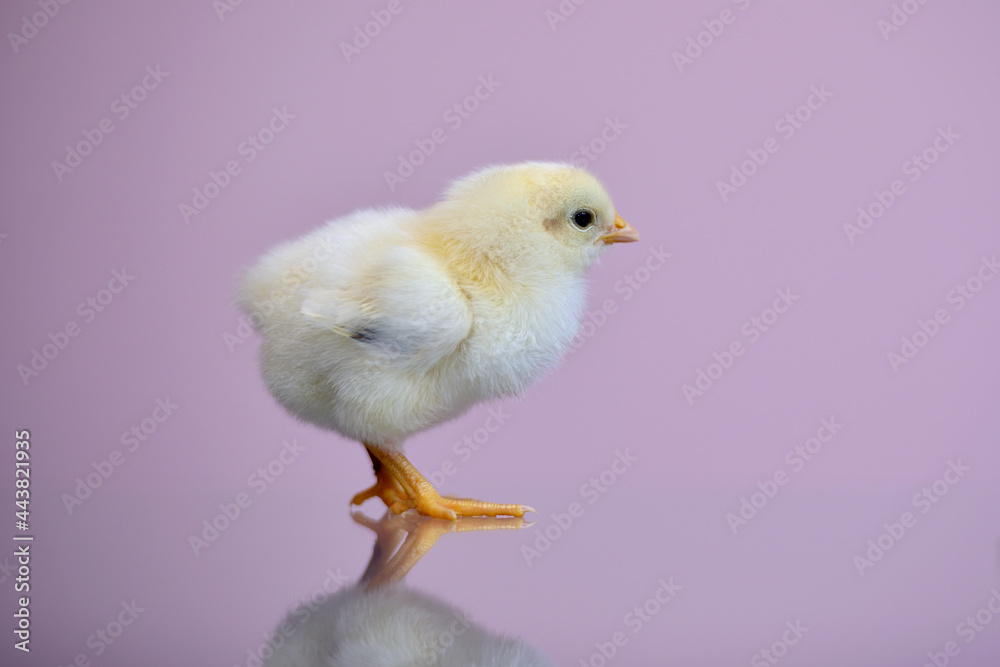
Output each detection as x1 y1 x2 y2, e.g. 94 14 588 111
350 454 409 509
355 444 533 520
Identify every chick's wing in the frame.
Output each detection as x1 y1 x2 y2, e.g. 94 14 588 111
300 243 472 372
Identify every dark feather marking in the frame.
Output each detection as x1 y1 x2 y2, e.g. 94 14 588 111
351 327 378 343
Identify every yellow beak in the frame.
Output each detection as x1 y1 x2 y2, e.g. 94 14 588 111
599 213 639 244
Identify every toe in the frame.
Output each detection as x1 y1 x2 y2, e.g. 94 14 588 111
416 499 458 521
438 497 531 518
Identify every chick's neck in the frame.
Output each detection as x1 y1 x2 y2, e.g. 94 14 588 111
415 220 577 306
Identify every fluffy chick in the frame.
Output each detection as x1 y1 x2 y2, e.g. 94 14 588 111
262 512 550 667
238 162 638 519
263 585 552 667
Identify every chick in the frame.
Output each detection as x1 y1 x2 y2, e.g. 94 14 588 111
262 512 550 667
263 583 552 667
238 162 638 519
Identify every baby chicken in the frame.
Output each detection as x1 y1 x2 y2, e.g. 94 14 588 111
238 162 638 519
262 512 550 667
263 578 552 667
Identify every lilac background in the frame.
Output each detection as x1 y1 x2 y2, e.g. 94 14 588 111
2 0 1000 665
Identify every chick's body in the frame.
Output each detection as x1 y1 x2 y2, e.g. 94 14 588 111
241 207 583 446
239 163 637 518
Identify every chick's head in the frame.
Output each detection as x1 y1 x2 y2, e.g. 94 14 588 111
433 162 638 278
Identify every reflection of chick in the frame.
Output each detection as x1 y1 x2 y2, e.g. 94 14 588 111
263 512 552 667
239 162 638 519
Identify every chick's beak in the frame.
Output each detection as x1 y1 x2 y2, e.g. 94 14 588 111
599 213 640 244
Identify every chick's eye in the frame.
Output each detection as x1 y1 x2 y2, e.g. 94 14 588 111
572 209 594 229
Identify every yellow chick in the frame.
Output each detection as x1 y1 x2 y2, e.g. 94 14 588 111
238 162 638 519
262 512 550 666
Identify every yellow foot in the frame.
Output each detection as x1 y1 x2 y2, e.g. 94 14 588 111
350 443 535 520
350 460 409 509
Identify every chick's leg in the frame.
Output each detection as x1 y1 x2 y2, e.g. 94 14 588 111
355 444 532 520
350 448 410 510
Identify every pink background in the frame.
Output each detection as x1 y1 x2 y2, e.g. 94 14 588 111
2 1 999 665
